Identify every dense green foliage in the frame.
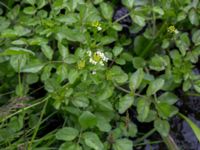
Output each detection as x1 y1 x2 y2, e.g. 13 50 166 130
0 0 200 149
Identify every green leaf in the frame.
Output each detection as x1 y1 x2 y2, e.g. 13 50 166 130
157 102 178 119
194 80 200 93
79 4 101 23
11 39 27 45
83 132 104 150
41 64 53 81
192 30 200 46
127 122 137 137
53 0 64 10
129 68 144 91
100 36 116 45
154 118 170 137
97 85 114 101
152 6 164 15
68 69 79 84
96 115 111 132
177 12 186 21
26 74 39 84
58 42 69 59
132 57 146 69
66 0 79 12
24 0 35 5
79 111 97 129
146 78 165 96
118 95 134 114
1 47 35 56
158 92 178 105
22 63 44 73
183 80 192 92
112 23 123 31
113 46 123 57
100 2 113 20
10 55 27 72
72 95 89 108
56 27 85 43
179 113 200 142
56 64 68 82
44 78 60 93
141 110 157 122
107 66 128 84
131 14 145 27
56 127 79 141
59 143 82 150
56 14 78 25
41 44 54 60
176 33 190 56
23 6 36 15
189 8 199 26
8 115 24 132
113 139 133 150
37 0 46 9
121 0 135 9
137 97 150 122
149 55 167 71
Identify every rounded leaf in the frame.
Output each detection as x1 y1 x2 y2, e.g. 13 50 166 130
56 127 79 141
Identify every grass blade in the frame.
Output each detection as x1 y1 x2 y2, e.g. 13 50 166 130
179 113 200 142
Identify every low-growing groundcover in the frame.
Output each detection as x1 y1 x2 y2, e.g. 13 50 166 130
0 0 200 149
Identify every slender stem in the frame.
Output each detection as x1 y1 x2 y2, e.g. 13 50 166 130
113 83 146 97
28 86 44 95
133 128 156 144
162 135 180 150
152 0 156 36
114 84 130 94
114 12 131 23
0 91 15 97
0 96 50 123
133 140 163 146
28 98 49 149
0 1 10 10
185 92 200 97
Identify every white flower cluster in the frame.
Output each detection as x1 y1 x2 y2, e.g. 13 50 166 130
87 50 109 66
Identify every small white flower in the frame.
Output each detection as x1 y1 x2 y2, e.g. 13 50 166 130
89 58 97 65
99 61 104 66
88 50 109 66
87 50 92 57
92 70 96 74
97 26 102 31
174 29 179 34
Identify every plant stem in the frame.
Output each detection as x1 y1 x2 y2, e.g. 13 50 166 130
0 96 50 123
162 135 180 150
185 92 200 97
28 98 49 149
133 140 163 146
114 12 131 23
0 1 10 10
133 128 156 144
114 84 130 94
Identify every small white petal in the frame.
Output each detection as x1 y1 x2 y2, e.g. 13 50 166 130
92 71 96 74
97 26 102 31
87 51 92 57
99 61 104 66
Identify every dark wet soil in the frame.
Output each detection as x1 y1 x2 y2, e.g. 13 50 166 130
170 92 200 150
